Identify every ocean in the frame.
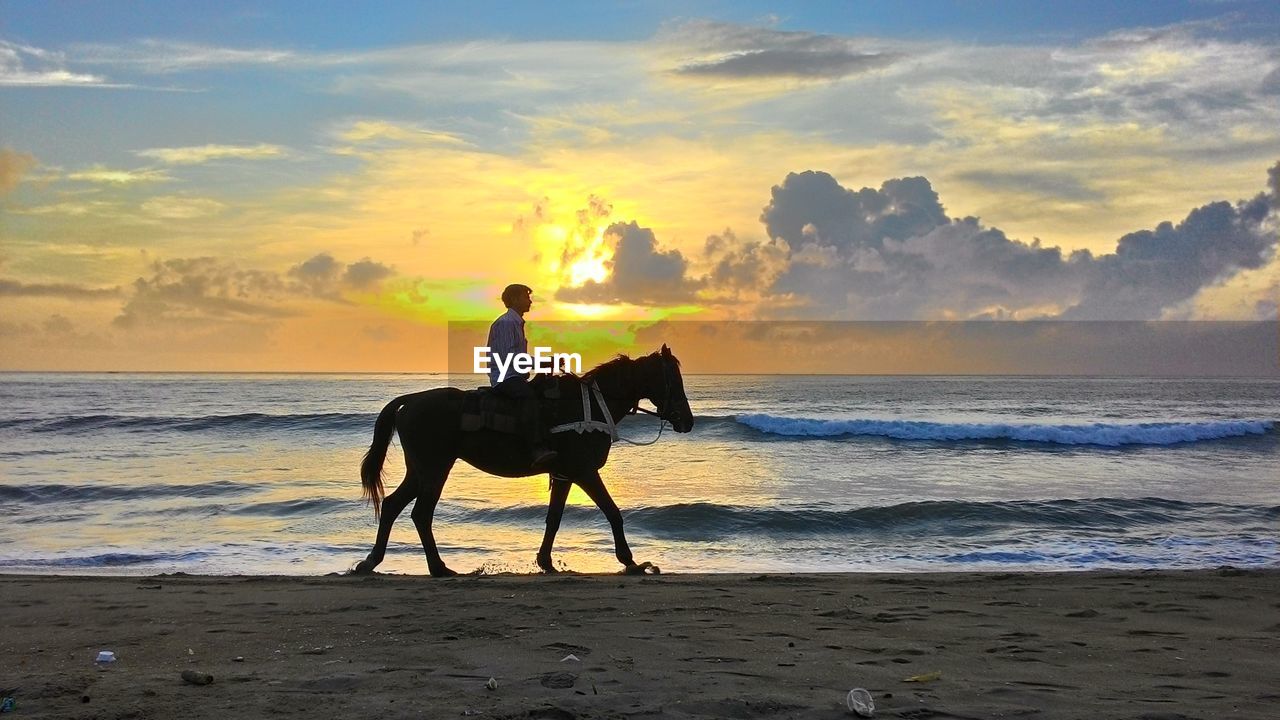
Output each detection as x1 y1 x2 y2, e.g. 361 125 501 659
1 373 1277 575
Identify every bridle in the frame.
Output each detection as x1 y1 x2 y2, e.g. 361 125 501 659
620 354 680 446
630 354 676 420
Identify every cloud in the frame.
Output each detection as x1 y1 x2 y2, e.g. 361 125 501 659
62 36 644 114
702 161 1280 319
0 148 37 194
65 165 171 184
70 40 296 74
749 171 1091 318
136 144 287 165
0 40 108 86
0 278 122 299
556 221 702 305
547 162 1272 319
702 228 789 296
287 252 395 297
955 170 1105 202
344 259 395 289
289 253 342 284
140 196 225 219
666 21 903 80
992 27 1280 142
337 120 471 147
6 200 121 216
114 257 293 328
762 171 951 252
675 48 899 80
115 253 397 327
1262 67 1280 95
1063 182 1277 318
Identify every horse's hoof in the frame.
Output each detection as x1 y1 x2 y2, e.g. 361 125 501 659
351 560 376 575
536 555 559 574
430 566 459 578
621 561 659 575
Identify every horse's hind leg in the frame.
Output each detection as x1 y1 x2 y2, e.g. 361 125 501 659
576 471 637 570
353 474 416 574
536 478 572 573
409 457 458 577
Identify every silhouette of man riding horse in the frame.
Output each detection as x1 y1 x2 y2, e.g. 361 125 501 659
354 284 694 576
484 283 560 470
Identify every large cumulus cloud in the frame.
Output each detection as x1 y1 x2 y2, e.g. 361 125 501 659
1064 185 1276 319
745 164 1278 318
753 171 1090 318
568 161 1279 319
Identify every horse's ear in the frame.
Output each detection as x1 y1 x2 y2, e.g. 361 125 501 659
661 343 671 356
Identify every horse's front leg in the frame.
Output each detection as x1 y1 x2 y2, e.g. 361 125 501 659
575 471 639 570
536 478 571 573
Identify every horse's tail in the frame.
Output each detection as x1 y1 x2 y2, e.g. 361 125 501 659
361 393 412 519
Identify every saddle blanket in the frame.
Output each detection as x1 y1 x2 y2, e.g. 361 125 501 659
459 387 520 434
458 377 561 435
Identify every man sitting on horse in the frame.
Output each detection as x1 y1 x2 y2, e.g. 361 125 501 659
488 283 558 469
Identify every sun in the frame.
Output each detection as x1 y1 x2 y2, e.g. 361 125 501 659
566 252 609 286
563 224 611 286
535 221 612 288
525 199 621 318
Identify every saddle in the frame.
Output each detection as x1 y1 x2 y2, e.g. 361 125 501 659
459 375 561 434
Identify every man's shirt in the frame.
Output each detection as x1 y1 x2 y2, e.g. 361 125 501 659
486 307 527 386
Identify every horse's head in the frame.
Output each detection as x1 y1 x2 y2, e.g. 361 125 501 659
644 344 694 433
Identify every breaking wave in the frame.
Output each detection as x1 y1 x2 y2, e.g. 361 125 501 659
734 414 1273 446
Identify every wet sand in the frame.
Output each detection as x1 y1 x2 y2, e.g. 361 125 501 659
2 569 1277 719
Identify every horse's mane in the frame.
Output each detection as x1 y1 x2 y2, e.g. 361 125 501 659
581 354 635 382
580 350 679 383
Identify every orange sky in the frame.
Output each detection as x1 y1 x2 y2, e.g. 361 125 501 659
3 7 1279 372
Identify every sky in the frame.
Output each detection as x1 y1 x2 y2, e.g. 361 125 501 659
1 1 1279 372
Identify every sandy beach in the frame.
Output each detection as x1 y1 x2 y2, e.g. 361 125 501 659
1 569 1277 719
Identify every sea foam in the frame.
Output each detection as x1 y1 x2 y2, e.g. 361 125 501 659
735 414 1273 446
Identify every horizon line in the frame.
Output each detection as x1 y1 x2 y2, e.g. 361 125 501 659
2 370 1278 379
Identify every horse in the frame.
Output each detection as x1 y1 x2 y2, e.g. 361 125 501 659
353 344 694 577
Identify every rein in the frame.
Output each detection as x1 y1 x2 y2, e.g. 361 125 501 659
620 404 667 446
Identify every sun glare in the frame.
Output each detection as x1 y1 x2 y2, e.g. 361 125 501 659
536 222 612 288
563 225 612 286
567 253 609 286
559 302 615 319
